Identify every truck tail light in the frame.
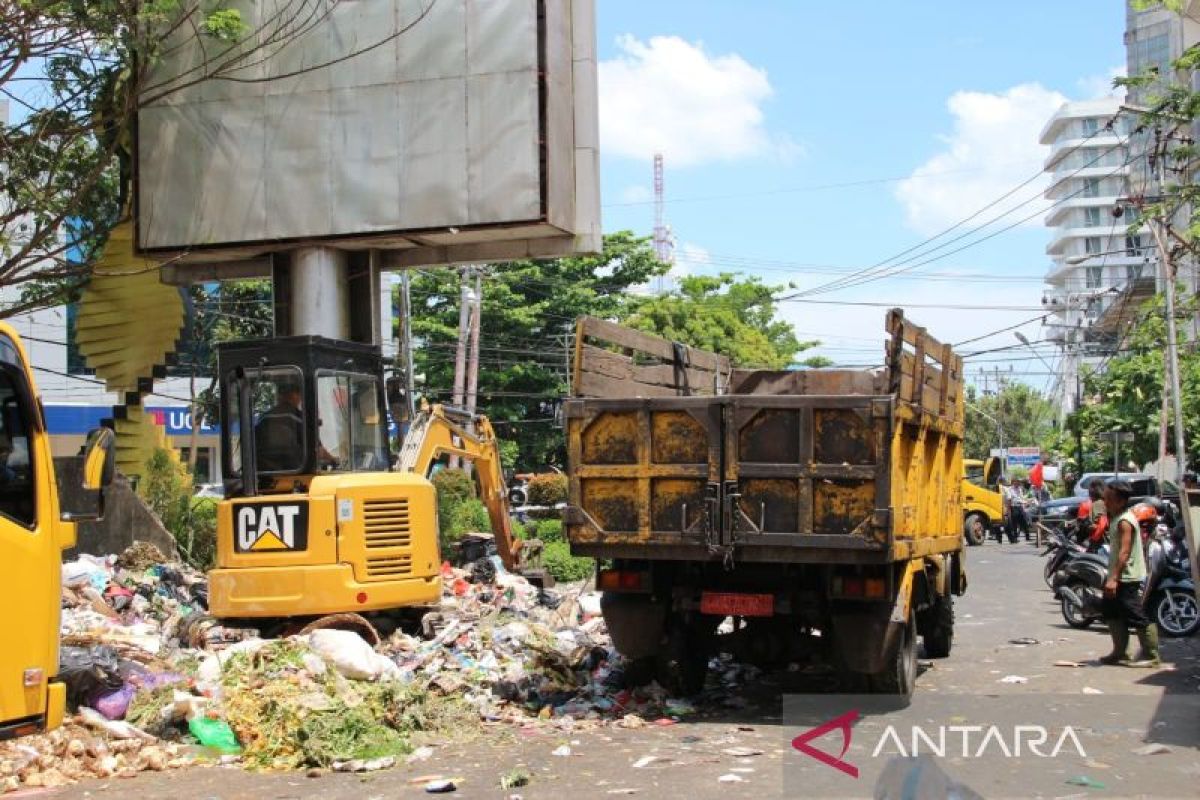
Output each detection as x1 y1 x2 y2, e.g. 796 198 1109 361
832 575 886 599
598 569 650 593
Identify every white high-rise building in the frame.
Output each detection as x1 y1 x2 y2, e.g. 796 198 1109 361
1039 100 1152 419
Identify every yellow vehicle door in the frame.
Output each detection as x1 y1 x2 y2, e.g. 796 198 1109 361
0 335 60 732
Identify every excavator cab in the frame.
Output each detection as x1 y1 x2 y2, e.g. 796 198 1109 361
218 336 391 496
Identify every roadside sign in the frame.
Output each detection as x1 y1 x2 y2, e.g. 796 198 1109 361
1006 446 1041 469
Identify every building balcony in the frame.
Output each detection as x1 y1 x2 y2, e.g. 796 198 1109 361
1043 196 1126 227
1043 135 1125 170
1046 164 1130 198
1038 99 1123 144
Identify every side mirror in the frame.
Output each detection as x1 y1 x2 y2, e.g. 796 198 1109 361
62 427 116 523
82 427 116 491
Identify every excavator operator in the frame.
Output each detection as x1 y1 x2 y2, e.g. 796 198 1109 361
254 380 304 471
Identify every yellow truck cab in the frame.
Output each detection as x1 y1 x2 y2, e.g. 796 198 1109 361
0 323 114 740
962 457 1004 546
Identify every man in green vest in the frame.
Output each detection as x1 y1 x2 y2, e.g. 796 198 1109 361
1098 478 1159 667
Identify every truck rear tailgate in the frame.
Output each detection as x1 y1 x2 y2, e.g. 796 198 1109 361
565 393 895 562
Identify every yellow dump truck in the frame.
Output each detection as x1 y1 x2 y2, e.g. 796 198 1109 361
0 323 115 740
963 457 1005 545
565 311 966 697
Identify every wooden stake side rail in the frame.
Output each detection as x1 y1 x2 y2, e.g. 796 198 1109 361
572 315 731 398
885 308 964 431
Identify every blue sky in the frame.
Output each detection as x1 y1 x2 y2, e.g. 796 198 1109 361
592 1 1129 388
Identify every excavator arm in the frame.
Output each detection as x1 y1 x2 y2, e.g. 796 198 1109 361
396 404 524 571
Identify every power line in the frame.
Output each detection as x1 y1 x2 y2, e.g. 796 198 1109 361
782 117 1132 300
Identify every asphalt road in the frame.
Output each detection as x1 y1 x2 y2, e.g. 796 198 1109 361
51 540 1200 799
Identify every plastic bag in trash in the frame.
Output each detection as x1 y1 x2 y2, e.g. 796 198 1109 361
307 629 401 682
92 683 136 720
62 556 111 591
874 756 983 800
188 716 241 754
59 645 123 708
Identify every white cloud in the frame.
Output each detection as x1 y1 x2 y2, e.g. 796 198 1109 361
675 242 711 274
1077 65 1127 100
599 34 797 167
619 184 653 204
894 83 1068 235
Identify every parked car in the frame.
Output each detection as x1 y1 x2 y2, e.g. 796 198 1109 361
1037 473 1178 534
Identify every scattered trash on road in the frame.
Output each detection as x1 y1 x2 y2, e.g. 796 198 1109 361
1133 743 1171 755
721 746 762 757
424 778 458 793
998 675 1028 684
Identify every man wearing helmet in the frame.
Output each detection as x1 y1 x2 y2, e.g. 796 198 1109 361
1098 479 1159 667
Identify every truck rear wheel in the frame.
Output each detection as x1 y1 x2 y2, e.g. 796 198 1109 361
868 610 917 698
922 594 953 658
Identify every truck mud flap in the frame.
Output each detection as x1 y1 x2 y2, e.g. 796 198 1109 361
829 605 903 673
601 591 669 660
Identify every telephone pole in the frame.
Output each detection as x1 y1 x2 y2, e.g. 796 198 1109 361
399 270 416 420
465 271 482 416
452 266 472 409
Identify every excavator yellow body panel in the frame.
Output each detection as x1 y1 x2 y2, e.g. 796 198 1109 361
209 473 442 617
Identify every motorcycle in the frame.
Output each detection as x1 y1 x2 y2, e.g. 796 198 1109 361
1042 528 1089 588
1144 527 1199 637
1054 545 1110 629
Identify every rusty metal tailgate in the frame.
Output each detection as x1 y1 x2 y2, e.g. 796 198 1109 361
565 394 895 563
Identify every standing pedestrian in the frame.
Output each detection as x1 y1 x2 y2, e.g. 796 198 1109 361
1097 479 1159 667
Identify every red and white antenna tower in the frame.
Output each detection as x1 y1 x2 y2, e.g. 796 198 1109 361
652 153 674 267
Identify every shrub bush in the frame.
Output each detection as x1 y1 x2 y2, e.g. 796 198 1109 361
526 473 567 506
534 518 564 543
138 449 216 569
543 540 593 583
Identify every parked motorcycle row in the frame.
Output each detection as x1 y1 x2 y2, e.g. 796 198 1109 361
1043 504 1200 638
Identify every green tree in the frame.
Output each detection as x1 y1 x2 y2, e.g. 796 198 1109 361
1068 294 1200 472
625 273 818 368
408 232 666 470
964 383 1056 461
0 2 253 310
174 280 272 478
2 2 424 312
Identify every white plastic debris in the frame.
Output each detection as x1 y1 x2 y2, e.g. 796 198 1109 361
308 629 400 682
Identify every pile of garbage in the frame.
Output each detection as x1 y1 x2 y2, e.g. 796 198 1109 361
3 544 697 792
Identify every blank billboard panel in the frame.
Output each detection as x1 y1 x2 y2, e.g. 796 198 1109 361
135 0 599 265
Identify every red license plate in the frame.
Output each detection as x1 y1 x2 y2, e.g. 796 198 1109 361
700 592 774 617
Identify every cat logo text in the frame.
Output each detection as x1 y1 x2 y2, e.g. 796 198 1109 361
235 502 309 553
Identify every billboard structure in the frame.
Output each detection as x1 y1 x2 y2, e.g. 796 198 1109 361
135 0 599 270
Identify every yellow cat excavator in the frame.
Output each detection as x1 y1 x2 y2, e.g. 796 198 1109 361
207 335 530 623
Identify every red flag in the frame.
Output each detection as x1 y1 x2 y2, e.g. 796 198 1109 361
1030 461 1044 489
